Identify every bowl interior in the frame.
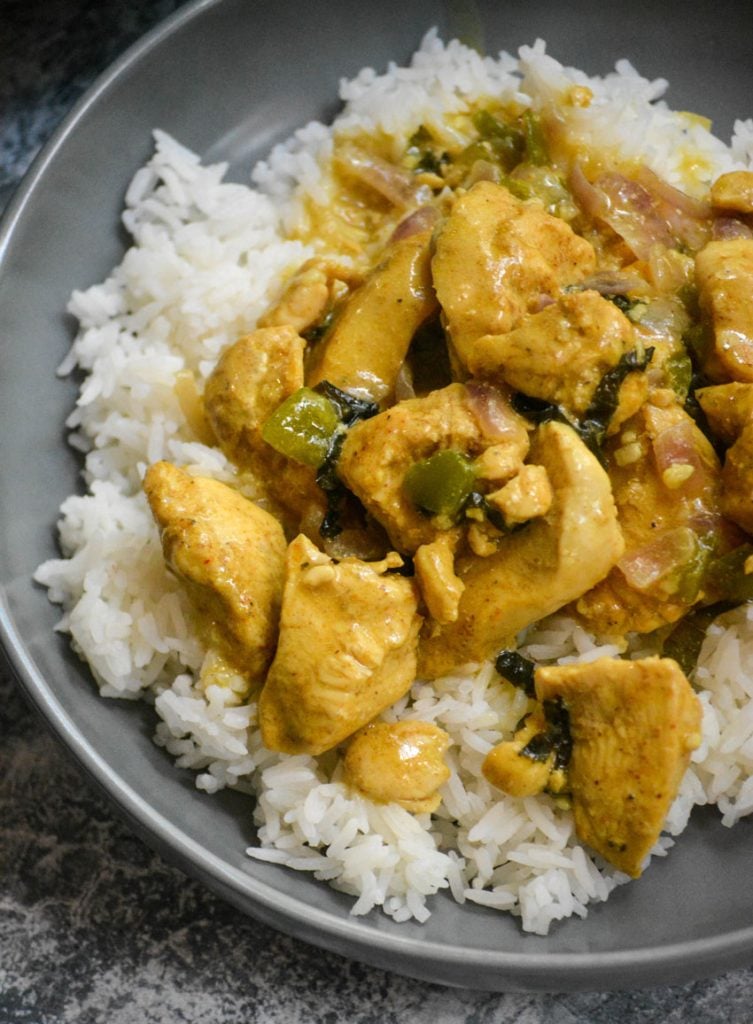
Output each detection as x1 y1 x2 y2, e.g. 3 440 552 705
2 0 753 992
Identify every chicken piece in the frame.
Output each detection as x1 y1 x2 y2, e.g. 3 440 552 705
342 720 451 813
696 381 753 445
576 399 729 635
417 422 624 679
719 420 753 534
431 181 596 370
305 227 437 405
534 657 702 877
693 383 753 535
259 535 422 755
487 464 553 526
204 324 307 463
468 290 634 417
482 707 557 798
338 382 530 554
473 442 526 485
606 369 649 437
258 258 353 335
710 171 753 215
143 462 286 687
203 325 323 523
414 534 465 624
695 239 753 381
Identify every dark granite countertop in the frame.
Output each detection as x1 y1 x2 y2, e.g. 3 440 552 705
2 2 753 1020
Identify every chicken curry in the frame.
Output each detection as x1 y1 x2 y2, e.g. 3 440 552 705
144 100 753 878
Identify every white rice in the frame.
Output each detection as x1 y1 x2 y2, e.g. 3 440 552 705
35 30 753 936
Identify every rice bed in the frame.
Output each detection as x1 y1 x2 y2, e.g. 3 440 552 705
35 30 753 935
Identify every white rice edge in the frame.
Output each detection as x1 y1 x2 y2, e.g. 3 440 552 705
34 29 753 934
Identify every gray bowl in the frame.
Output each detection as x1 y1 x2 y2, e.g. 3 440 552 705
2 0 753 992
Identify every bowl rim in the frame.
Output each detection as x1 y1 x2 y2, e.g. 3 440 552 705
3 0 753 990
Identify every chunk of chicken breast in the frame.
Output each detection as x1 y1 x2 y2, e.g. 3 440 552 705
482 706 558 798
718 420 753 535
575 398 729 635
696 381 753 445
486 464 553 527
143 461 287 687
305 227 437 405
204 325 306 461
413 534 465 624
203 324 324 523
534 657 701 877
695 238 753 381
468 290 634 417
337 381 530 553
259 535 422 755
342 720 451 813
695 383 753 535
417 421 624 679
431 181 596 370
710 171 753 215
258 257 354 335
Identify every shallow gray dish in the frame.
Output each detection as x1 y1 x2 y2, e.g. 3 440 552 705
2 0 753 993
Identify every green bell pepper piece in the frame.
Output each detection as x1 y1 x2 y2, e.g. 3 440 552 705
261 387 340 468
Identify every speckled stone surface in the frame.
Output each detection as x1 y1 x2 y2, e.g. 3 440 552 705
3 2 753 1020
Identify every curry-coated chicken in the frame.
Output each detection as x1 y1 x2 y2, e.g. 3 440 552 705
695 238 753 381
719 422 753 535
533 657 702 877
342 720 451 813
482 705 564 798
431 180 596 370
204 324 306 462
417 421 624 679
709 170 753 214
575 396 730 636
467 289 634 417
143 461 287 690
258 534 422 755
697 381 753 443
697 382 753 535
203 324 325 525
306 226 437 405
337 381 530 554
413 534 465 625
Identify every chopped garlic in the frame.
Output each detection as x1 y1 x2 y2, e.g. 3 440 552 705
614 442 643 466
662 463 695 489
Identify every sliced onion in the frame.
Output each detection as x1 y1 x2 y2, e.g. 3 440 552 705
579 271 652 296
568 160 607 220
712 216 753 240
635 166 712 251
390 204 441 242
466 381 523 440
335 144 431 209
532 293 557 312
649 416 715 501
647 247 695 295
635 166 712 220
570 162 712 258
594 172 676 259
393 361 416 402
618 526 698 592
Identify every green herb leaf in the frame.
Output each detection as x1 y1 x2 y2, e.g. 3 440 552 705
495 649 536 697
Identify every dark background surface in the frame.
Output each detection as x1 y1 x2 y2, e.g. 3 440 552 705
3 0 753 1019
